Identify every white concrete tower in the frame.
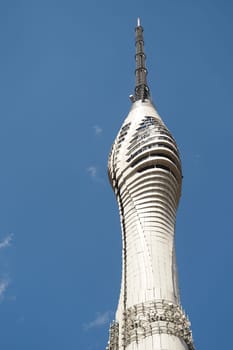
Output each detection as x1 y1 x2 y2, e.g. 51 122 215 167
106 19 194 350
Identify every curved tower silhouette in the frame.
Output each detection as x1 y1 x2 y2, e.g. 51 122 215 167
106 19 194 350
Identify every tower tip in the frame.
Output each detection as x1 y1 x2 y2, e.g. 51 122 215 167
134 18 150 101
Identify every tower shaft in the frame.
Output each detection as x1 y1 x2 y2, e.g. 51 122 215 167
106 20 194 350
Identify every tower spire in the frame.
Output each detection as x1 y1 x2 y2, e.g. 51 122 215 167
134 18 151 101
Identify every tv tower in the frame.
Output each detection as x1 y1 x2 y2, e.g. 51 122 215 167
106 19 194 350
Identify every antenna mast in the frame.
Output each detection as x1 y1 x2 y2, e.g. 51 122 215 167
134 18 151 101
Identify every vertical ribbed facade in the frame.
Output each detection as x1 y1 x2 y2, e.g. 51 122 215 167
106 21 194 350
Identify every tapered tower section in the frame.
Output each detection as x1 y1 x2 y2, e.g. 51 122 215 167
106 20 194 350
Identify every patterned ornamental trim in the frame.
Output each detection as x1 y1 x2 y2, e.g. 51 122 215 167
122 300 195 350
106 321 119 350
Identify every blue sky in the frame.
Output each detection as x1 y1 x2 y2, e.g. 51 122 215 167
0 0 232 349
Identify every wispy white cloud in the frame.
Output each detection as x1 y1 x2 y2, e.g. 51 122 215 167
0 233 13 250
83 311 112 331
86 166 105 185
0 279 9 301
0 234 14 303
93 125 103 135
87 166 97 178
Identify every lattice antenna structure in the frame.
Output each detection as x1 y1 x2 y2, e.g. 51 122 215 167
134 18 151 102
